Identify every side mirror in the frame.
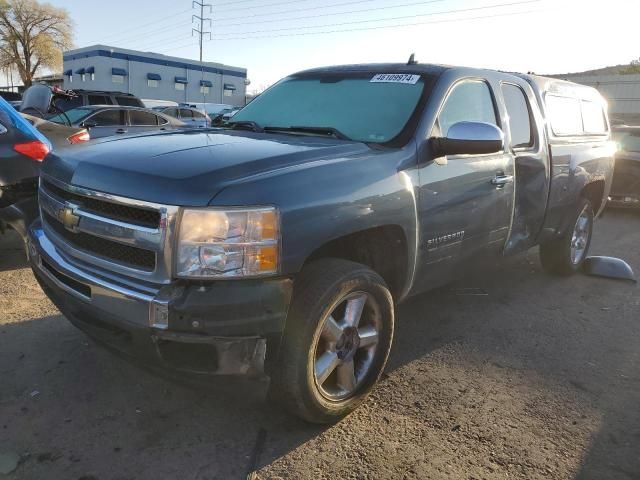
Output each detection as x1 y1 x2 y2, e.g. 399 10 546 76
429 121 504 158
80 120 97 129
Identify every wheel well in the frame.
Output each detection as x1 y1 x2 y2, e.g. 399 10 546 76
581 180 606 213
305 226 408 300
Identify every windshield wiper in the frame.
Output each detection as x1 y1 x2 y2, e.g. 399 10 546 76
226 120 264 133
264 125 351 141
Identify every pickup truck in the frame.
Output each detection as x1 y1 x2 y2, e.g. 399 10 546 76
27 63 615 423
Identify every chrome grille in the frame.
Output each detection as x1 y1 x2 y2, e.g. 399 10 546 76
42 179 161 228
39 175 180 285
43 212 156 270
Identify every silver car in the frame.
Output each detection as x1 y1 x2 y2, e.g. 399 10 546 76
153 106 211 128
48 105 185 139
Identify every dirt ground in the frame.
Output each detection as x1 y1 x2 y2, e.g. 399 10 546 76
0 209 638 480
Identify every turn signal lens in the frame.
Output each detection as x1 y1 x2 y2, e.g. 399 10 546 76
13 141 50 162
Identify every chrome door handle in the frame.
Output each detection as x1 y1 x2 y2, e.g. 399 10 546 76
491 175 513 186
116 129 127 134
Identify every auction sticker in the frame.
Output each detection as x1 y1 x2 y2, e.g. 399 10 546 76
370 73 420 84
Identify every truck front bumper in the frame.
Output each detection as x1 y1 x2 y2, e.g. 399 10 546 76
28 223 293 378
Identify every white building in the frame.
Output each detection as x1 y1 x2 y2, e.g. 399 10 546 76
63 45 247 107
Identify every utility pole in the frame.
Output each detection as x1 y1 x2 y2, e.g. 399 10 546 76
192 1 212 63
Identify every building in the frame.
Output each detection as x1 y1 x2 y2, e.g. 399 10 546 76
62 45 247 107
552 67 640 125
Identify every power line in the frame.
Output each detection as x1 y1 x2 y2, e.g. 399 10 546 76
212 0 447 29
214 0 375 23
105 19 192 48
212 0 540 37
157 5 539 52
84 7 192 44
210 7 540 41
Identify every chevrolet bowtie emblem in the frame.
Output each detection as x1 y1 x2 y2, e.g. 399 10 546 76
57 206 80 230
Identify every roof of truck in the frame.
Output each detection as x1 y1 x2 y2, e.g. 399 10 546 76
293 63 451 76
293 63 601 98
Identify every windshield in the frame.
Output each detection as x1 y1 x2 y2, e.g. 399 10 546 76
231 74 427 144
613 130 640 153
48 107 94 125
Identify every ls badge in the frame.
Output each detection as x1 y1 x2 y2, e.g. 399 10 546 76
57 206 80 231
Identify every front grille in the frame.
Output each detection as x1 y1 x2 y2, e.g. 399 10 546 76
612 158 640 196
44 212 156 271
42 180 160 229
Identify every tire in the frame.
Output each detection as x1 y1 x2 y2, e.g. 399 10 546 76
270 258 394 424
539 198 594 275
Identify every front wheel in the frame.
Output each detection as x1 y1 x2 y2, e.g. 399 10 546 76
270 259 394 423
540 198 594 275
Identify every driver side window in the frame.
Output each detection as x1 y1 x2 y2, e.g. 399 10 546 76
438 80 498 136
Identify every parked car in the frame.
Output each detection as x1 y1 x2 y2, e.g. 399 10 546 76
609 125 640 208
154 106 211 128
22 113 90 146
47 105 185 139
0 98 89 239
28 63 614 423
21 84 145 116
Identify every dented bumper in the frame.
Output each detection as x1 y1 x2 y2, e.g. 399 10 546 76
28 222 293 377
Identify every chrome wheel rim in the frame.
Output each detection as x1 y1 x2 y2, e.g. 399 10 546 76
312 291 381 401
570 205 591 265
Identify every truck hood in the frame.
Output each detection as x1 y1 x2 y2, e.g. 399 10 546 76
41 129 370 205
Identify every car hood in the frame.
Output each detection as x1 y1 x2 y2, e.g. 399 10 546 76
41 129 370 205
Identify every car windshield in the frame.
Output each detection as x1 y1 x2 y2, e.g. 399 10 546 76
48 107 94 125
231 74 427 143
613 130 640 153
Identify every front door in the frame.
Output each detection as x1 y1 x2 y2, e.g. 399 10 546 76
413 78 515 292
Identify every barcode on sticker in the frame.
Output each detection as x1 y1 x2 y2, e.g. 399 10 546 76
370 74 420 84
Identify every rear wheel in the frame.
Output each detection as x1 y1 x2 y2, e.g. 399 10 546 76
540 198 593 275
270 259 394 423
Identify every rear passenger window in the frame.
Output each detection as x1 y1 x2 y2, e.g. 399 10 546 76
581 100 607 134
179 108 194 119
545 95 582 136
129 110 158 126
501 84 534 148
90 110 122 126
439 80 497 136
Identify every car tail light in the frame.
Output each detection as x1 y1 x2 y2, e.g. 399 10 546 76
68 130 90 144
13 141 50 162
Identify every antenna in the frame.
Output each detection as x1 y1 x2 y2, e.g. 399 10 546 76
407 53 417 65
192 0 212 63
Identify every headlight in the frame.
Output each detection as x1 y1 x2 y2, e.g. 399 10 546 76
176 207 279 278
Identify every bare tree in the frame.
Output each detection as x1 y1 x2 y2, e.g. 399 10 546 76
0 0 72 87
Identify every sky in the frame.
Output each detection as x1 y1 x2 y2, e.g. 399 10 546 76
45 0 639 93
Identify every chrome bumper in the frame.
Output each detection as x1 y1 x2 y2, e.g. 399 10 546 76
28 224 170 330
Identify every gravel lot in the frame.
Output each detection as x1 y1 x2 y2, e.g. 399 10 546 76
1 210 638 480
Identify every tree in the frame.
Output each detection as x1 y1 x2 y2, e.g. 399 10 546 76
0 0 72 87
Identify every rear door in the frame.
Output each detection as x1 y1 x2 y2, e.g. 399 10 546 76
179 108 196 127
501 82 550 255
85 109 125 138
127 109 161 135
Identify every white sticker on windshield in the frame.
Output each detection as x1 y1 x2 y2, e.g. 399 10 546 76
370 73 420 84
